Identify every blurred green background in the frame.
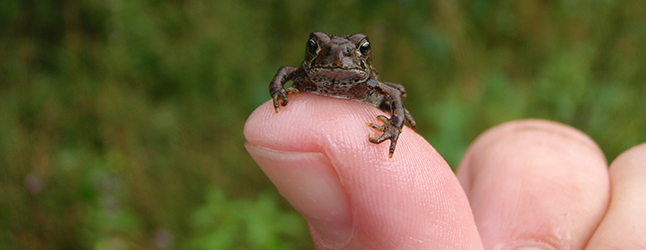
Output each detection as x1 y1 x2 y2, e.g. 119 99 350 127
1 0 645 249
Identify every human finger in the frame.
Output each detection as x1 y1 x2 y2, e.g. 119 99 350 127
456 120 609 249
244 93 483 249
586 143 646 249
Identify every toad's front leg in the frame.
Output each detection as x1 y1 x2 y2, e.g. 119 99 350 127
368 114 405 158
269 66 300 112
366 81 408 158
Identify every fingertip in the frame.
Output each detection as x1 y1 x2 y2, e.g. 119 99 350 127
457 119 609 249
587 143 646 249
245 94 483 249
458 119 607 192
608 143 646 180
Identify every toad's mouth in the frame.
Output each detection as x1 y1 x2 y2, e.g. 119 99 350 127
307 67 370 85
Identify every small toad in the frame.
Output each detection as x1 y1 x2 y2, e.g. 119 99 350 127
269 32 416 158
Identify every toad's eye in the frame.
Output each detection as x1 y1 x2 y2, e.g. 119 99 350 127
359 39 370 55
307 38 319 54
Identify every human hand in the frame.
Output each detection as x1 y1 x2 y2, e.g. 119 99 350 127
244 93 645 249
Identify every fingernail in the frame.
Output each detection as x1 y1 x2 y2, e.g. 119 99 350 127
505 242 557 250
245 143 353 245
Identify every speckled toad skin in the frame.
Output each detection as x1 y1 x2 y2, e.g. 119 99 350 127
269 32 416 158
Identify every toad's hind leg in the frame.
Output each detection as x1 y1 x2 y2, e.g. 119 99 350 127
380 81 416 130
404 108 416 130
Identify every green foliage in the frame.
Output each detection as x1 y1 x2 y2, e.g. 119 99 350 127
186 189 308 250
1 0 645 248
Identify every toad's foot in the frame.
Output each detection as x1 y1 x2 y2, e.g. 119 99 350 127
367 115 402 158
271 87 300 113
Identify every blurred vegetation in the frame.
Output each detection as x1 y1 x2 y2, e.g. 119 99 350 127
1 0 644 249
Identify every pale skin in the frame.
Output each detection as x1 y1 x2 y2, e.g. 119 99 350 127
244 93 646 249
